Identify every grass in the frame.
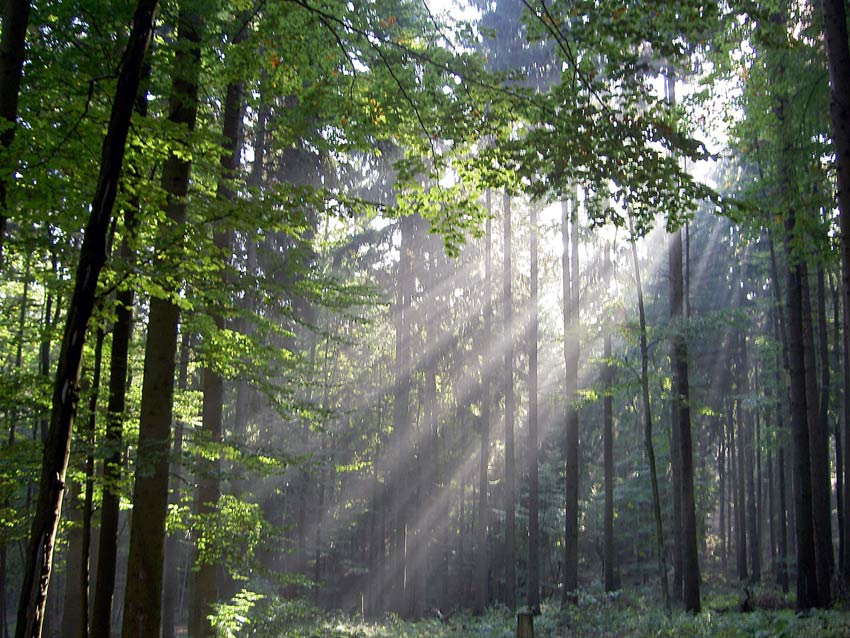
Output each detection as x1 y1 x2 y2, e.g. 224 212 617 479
216 582 850 638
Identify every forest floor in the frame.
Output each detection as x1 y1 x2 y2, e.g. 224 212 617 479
237 583 850 638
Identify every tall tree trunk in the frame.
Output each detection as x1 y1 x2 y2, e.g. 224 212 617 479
14 3 159 636
844 263 850 580
628 213 669 612
475 192 492 614
188 44 245 638
391 214 414 616
79 329 104 638
820 7 850 582
502 191 516 610
784 243 820 609
719 423 727 575
602 249 615 593
742 334 760 583
669 227 700 612
830 272 844 572
801 266 832 605
0 0 31 261
162 333 191 638
561 196 580 606
527 206 540 613
121 8 203 637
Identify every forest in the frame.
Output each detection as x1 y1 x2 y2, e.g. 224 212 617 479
3 0 850 637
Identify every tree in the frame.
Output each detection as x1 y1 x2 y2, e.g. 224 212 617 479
14 2 159 635
120 5 204 636
0 0 30 261
503 190 516 610
527 204 540 613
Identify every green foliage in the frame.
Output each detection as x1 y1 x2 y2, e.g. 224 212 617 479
191 495 267 579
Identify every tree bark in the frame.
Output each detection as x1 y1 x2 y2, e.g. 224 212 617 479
669 227 700 612
527 206 540 613
14 3 159 636
475 191 492 614
561 196 580 605
121 7 203 637
188 43 245 638
0 0 31 261
628 213 669 612
801 265 832 605
503 191 516 610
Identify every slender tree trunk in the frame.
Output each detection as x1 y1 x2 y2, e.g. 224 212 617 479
561 196 580 606
188 45 245 638
475 192 492 614
830 272 845 572
503 191 516 610
79 329 104 638
844 263 850 580
628 213 669 612
391 214 414 616
0 0 31 261
602 285 615 593
801 265 832 605
162 333 190 638
719 423 727 574
784 240 820 609
742 334 760 583
820 6 850 582
669 227 700 611
14 3 159 636
527 206 540 613
121 8 203 637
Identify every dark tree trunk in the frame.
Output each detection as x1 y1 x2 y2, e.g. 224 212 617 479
628 213 669 612
14 3 159 636
562 196 580 606
830 273 844 573
527 206 540 613
742 334 760 583
121 8 203 637
188 47 245 638
503 191 516 610
79 329 105 638
0 0 31 260
669 227 700 612
602 296 615 593
820 0 850 582
784 240 820 609
801 266 832 605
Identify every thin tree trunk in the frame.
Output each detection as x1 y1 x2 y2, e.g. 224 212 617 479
628 213 669 612
162 333 191 638
669 226 700 612
784 238 820 609
79 329 105 638
475 191 492 614
527 206 540 613
820 0 850 583
121 8 203 637
742 334 760 583
602 291 615 593
561 196 580 606
0 0 31 260
830 272 845 572
801 265 832 605
188 44 245 638
503 191 516 610
14 3 159 636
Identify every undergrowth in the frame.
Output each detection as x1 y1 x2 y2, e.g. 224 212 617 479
211 582 850 638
